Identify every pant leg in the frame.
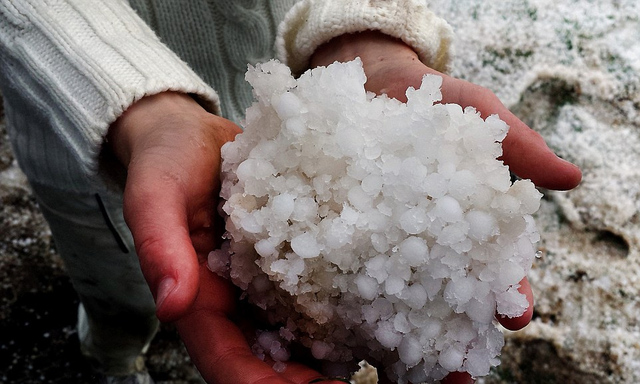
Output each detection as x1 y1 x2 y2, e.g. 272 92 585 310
30 181 159 376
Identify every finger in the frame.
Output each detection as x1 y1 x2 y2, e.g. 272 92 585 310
175 269 334 384
188 197 224 260
497 277 534 331
441 371 474 384
499 112 582 190
123 157 200 322
446 79 582 191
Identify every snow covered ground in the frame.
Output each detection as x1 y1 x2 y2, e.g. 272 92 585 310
429 1 640 382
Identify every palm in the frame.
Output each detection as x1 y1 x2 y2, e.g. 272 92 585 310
363 60 582 191
116 100 342 383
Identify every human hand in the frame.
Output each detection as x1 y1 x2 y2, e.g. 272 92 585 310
108 92 347 383
108 92 240 322
310 31 582 191
310 31 580 383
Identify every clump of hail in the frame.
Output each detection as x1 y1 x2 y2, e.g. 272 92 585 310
209 59 541 383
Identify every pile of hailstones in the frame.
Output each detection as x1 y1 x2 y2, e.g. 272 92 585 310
209 59 542 383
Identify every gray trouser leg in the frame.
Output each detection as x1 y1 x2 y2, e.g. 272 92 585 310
30 182 159 376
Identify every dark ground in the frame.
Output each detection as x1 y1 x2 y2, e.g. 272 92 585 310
0 101 204 384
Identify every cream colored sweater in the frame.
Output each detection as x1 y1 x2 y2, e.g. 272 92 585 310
0 0 453 191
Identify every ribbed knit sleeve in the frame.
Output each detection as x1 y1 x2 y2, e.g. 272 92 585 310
276 0 454 76
0 0 220 180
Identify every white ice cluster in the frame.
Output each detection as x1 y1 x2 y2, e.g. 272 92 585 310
210 59 542 383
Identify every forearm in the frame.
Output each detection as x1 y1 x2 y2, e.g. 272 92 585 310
0 0 219 176
310 31 418 69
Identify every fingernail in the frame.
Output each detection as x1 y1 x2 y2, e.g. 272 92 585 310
156 277 176 309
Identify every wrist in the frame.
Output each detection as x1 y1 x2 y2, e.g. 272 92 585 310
310 31 419 71
108 92 208 166
310 31 433 101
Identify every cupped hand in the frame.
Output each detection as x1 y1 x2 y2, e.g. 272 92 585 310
310 31 582 191
108 92 240 322
108 92 344 383
311 31 580 383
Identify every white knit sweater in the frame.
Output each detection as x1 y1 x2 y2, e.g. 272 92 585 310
0 0 453 191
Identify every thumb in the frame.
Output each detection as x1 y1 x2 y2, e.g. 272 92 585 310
123 159 200 322
439 78 582 191
497 277 534 331
499 113 582 191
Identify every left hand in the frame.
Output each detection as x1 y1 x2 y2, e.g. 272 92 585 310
310 31 582 192
311 31 582 383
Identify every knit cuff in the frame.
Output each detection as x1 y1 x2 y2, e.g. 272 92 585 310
0 0 220 174
276 0 454 76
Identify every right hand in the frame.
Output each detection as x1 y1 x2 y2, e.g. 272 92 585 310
108 92 346 383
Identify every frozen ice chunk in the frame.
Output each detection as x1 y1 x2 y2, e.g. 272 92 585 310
437 222 469 247
290 232 320 259
348 185 372 211
401 284 428 310
215 59 542 384
254 238 277 258
270 193 295 221
393 312 412 334
438 344 465 371
385 275 406 296
496 286 530 317
406 74 443 106
465 348 492 377
424 172 448 199
444 276 476 307
498 261 526 286
398 336 423 367
245 60 296 101
275 91 304 119
465 296 496 324
466 210 498 242
492 193 521 215
311 340 333 360
207 249 230 275
355 274 379 301
361 174 383 195
365 254 389 283
291 197 318 222
399 207 429 234
399 157 428 188
399 236 430 266
510 179 542 214
433 195 464 223
236 158 276 182
239 212 263 234
323 219 352 249
375 320 403 349
372 297 394 320
448 170 478 199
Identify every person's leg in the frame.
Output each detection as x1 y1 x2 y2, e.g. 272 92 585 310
30 181 158 376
